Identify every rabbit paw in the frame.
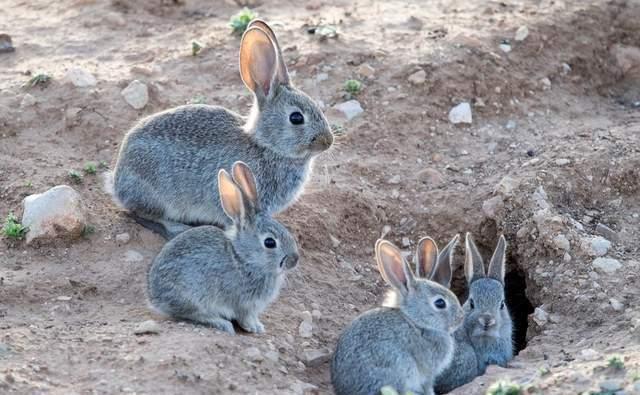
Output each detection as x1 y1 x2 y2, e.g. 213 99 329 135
239 317 265 334
205 318 236 334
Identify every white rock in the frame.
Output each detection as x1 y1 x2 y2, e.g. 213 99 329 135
593 257 622 274
329 235 340 248
561 63 572 74
540 77 551 90
316 72 329 82
499 43 512 53
134 320 161 335
555 158 571 166
388 175 401 184
482 196 504 219
299 311 313 338
290 380 319 395
533 307 549 326
494 176 519 197
514 26 529 41
580 348 600 361
300 349 331 367
333 100 363 121
448 102 472 124
115 232 131 244
357 63 375 78
124 250 144 263
401 237 410 247
65 67 97 87
609 298 624 311
244 347 264 362
552 234 571 251
121 80 149 110
21 185 87 244
590 236 611 256
20 93 36 108
56 296 72 301
408 69 426 85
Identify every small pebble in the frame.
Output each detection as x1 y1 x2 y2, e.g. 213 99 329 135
244 347 264 362
408 69 426 85
514 26 529 41
115 232 131 244
0 33 15 53
134 320 161 335
448 102 472 124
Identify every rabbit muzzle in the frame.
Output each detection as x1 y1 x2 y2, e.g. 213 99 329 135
308 131 334 153
280 253 299 270
474 314 499 336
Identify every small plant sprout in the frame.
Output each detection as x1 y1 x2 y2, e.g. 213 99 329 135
538 366 551 376
83 162 97 175
189 95 207 105
2 213 28 240
344 79 362 95
486 380 523 395
68 170 83 184
27 72 51 88
631 371 640 382
98 161 109 169
81 224 96 238
25 181 33 188
608 356 625 371
191 40 203 56
229 8 257 35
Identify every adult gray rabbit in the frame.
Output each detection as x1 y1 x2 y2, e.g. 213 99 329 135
434 234 513 394
331 237 463 395
147 161 299 334
106 19 333 239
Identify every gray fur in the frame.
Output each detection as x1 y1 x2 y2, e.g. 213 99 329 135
331 240 463 395
107 20 332 239
434 234 513 394
147 162 299 334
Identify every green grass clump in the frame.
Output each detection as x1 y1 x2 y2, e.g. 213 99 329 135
538 366 551 376
2 213 28 240
83 162 97 175
68 170 83 184
98 161 109 169
486 380 522 395
27 73 51 88
191 40 203 56
230 8 257 35
81 225 95 238
607 356 625 371
344 79 362 95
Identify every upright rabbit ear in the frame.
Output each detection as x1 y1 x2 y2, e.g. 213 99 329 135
375 239 415 295
465 233 486 283
239 26 286 102
432 234 460 288
488 235 507 283
246 19 290 86
231 161 260 214
415 237 438 279
218 169 245 224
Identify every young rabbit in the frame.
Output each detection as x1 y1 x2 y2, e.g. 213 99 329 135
331 237 463 395
147 161 299 334
434 234 513 394
106 19 333 239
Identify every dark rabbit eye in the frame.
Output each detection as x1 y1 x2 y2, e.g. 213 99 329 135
500 300 505 310
469 298 475 309
289 111 304 125
264 237 277 249
434 298 446 309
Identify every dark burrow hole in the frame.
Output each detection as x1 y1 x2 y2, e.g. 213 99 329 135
504 267 534 354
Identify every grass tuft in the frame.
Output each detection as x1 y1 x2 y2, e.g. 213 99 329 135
230 8 257 35
2 213 28 240
83 162 97 175
26 73 51 88
344 79 362 95
486 380 522 395
68 170 83 184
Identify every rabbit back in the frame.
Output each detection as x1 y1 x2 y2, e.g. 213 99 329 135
332 307 453 395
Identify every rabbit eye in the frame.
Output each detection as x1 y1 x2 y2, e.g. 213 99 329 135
434 298 446 309
289 111 304 125
469 298 475 309
264 237 277 249
500 300 505 310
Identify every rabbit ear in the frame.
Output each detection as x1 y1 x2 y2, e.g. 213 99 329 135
465 233 486 283
218 169 245 224
415 237 438 279
246 19 290 86
432 234 460 288
487 235 507 283
239 27 284 101
231 161 260 213
376 239 415 295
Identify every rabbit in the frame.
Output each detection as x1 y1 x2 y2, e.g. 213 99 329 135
331 237 464 395
434 234 513 394
146 161 299 334
105 19 333 239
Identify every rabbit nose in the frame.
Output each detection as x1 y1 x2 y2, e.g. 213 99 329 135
310 132 333 151
478 315 496 328
285 253 299 269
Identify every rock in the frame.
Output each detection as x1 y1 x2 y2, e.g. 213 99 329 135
593 257 622 274
0 343 10 358
329 235 340 248
600 380 623 392
555 158 571 166
316 72 328 82
588 236 611 257
311 309 322 319
299 311 313 338
244 347 264 362
406 16 424 31
595 223 618 241
0 34 15 53
300 349 331 367
561 63 572 75
264 350 279 363
289 380 319 395
552 234 571 251
580 348 600 361
65 67 97 88
20 93 36 108
494 176 519 197
514 26 529 41
134 320 161 335
540 77 551 90
21 185 87 244
448 102 472 124
533 307 549 326
56 296 72 301
482 196 504 220
401 237 410 247
610 298 624 311
121 80 149 110
505 120 517 130
357 63 375 78
124 250 144 263
115 232 131 245
499 43 512 53
333 100 363 121
610 44 640 77
387 175 401 184
408 69 426 85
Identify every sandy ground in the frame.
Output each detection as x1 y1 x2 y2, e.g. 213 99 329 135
1 0 640 394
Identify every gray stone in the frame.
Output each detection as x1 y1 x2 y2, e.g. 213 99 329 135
244 347 264 362
134 320 161 335
555 158 571 166
580 348 600 361
408 69 426 85
600 380 623 392
20 93 36 108
595 223 618 241
499 43 512 53
333 100 363 121
115 232 131 245
533 307 549 326
553 234 571 251
65 67 97 87
0 34 15 53
610 298 624 311
593 258 622 274
494 176 519 197
124 250 144 263
121 80 149 110
22 185 87 244
357 63 375 78
448 102 472 124
590 236 612 256
299 311 313 338
482 196 504 220
514 26 529 41
300 349 331 367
